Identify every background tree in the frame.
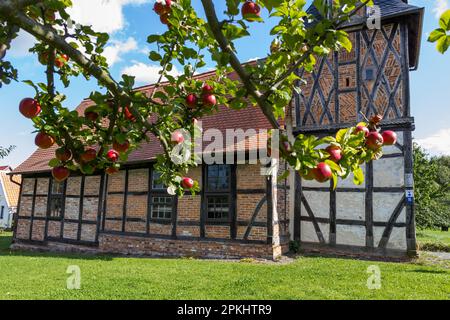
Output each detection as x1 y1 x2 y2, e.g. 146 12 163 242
0 0 392 195
413 143 450 229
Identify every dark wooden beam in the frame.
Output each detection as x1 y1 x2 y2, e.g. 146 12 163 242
365 161 374 248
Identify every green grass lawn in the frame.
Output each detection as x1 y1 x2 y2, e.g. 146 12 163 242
0 232 449 300
417 229 450 252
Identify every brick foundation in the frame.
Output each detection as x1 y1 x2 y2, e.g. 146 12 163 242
11 234 289 260
98 234 286 259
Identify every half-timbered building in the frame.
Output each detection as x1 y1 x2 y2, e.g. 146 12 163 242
9 0 423 259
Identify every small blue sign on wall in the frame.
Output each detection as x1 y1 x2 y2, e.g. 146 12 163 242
406 190 414 205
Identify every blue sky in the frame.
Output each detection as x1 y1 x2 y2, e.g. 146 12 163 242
0 0 449 168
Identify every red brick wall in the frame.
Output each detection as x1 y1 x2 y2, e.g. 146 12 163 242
14 162 290 259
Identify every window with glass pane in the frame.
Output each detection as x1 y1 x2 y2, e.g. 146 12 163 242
151 196 173 219
207 165 230 191
151 171 165 190
207 196 229 220
49 180 64 218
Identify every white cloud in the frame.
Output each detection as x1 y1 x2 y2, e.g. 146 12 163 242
416 128 450 155
103 37 138 66
8 30 36 57
68 0 150 33
121 62 180 84
433 0 449 19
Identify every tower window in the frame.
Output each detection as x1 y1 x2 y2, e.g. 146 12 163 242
365 68 375 81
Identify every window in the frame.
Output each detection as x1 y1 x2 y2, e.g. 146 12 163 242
151 196 173 219
151 170 165 190
149 169 173 220
365 68 375 81
0 206 4 219
207 196 229 220
207 165 230 191
205 165 231 221
48 180 64 218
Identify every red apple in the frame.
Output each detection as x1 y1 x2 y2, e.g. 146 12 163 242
382 130 397 146
113 140 130 153
81 148 97 162
52 166 70 182
171 131 184 144
160 13 170 25
186 93 198 108
282 141 292 154
202 93 217 107
181 177 194 189
355 125 369 137
105 167 119 175
107 149 119 162
202 84 214 93
84 109 99 122
55 147 72 162
313 162 332 183
45 10 56 22
154 1 171 15
19 98 41 118
242 1 261 21
326 146 342 163
124 106 136 122
365 131 384 151
55 54 69 68
35 132 55 149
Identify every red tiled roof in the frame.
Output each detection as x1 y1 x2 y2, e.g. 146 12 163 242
0 168 21 207
13 69 273 175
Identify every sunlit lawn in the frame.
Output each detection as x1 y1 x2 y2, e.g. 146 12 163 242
0 232 448 300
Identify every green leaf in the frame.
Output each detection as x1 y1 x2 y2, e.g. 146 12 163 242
325 160 342 175
336 128 348 143
223 24 250 41
439 10 450 31
353 166 364 185
48 158 61 168
225 0 240 15
149 51 162 62
331 173 338 190
437 35 450 54
428 29 446 43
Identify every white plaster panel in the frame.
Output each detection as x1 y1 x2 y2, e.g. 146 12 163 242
300 222 329 243
337 165 366 189
301 178 330 188
302 191 330 218
373 193 406 223
381 131 404 155
336 225 366 247
374 227 407 250
336 192 365 220
373 157 404 187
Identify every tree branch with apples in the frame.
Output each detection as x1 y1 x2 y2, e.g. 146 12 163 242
0 0 399 195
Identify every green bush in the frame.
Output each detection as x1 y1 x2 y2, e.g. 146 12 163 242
413 144 450 229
